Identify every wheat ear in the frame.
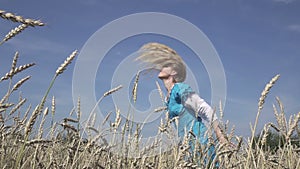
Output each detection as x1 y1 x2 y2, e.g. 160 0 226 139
9 98 26 116
258 74 280 111
50 96 55 128
0 24 29 44
246 74 280 166
261 123 271 147
19 104 31 126
86 85 123 130
11 51 19 71
132 71 140 103
0 103 14 109
12 76 31 91
155 81 164 104
0 75 31 104
38 107 49 139
36 50 78 121
77 96 81 132
56 50 78 75
286 112 300 140
103 85 123 97
24 105 40 137
0 63 35 82
0 9 45 26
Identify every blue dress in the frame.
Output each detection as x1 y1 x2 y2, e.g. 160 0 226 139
166 83 216 161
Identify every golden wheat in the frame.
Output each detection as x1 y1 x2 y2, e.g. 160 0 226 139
56 50 78 75
286 112 300 140
1 24 29 44
1 10 300 169
12 76 31 92
9 98 26 116
0 63 35 82
102 111 112 126
103 85 123 97
132 71 140 103
11 51 19 71
258 74 280 111
247 74 281 167
155 81 165 104
24 105 40 137
0 9 45 26
37 107 49 139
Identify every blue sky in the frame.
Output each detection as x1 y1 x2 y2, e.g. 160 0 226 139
0 0 299 138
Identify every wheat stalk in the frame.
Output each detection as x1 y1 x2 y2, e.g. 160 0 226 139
228 125 236 141
11 51 19 71
103 85 123 97
0 103 14 109
25 139 52 145
132 71 140 103
0 76 31 104
9 98 26 116
140 137 161 156
246 74 280 167
63 118 79 123
261 123 271 147
111 108 121 131
86 126 100 134
19 104 31 126
276 97 288 134
286 112 300 140
38 107 49 139
12 63 35 75
219 100 224 120
154 106 167 113
11 76 31 92
158 118 165 133
273 104 283 131
258 74 280 111
0 114 3 124
69 107 75 116
0 9 45 26
102 111 112 126
88 112 97 128
55 50 78 75
34 50 78 125
77 96 81 131
49 96 55 129
155 81 164 104
24 105 40 137
60 122 78 133
0 24 29 45
0 63 35 82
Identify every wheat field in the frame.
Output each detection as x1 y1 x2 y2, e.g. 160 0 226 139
0 10 299 169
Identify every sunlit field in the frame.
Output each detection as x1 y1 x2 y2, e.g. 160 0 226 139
0 10 299 169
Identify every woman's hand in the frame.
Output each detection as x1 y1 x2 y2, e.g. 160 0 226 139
212 121 236 148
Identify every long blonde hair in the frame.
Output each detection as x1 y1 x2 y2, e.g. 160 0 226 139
135 42 186 82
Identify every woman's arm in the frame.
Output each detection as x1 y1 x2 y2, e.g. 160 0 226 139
183 93 228 144
212 120 228 144
183 93 217 126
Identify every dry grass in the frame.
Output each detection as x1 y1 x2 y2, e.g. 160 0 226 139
0 9 299 169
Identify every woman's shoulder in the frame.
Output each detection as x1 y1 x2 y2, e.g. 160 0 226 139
173 83 193 94
174 82 191 89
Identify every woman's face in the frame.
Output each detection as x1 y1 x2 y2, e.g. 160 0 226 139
158 67 173 79
158 67 175 90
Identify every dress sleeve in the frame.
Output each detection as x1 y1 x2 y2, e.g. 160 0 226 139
179 85 218 127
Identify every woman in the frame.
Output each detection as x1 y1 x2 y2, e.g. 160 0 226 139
136 42 228 157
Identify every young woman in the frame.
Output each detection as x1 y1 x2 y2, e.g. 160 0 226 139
136 43 229 159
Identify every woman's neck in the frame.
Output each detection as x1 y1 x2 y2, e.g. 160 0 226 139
167 83 175 94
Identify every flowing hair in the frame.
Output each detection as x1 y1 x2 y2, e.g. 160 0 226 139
135 42 186 82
